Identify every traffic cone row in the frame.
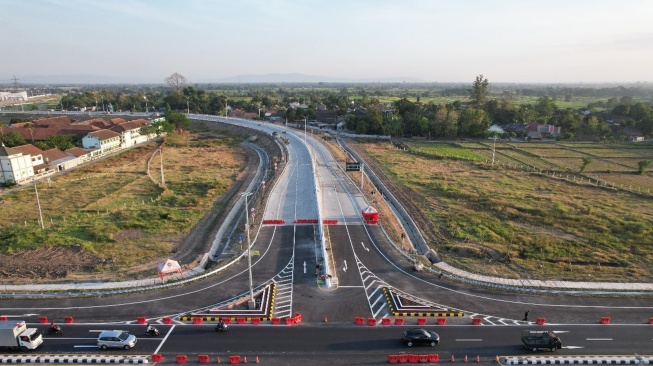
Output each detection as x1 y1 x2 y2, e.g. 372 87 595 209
451 355 481 363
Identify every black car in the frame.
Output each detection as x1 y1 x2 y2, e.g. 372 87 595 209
402 328 440 347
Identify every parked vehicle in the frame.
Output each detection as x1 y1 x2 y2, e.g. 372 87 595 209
0 321 43 351
521 330 562 351
401 328 440 347
97 330 137 350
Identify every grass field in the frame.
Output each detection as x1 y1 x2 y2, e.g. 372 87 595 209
361 140 653 281
0 132 245 277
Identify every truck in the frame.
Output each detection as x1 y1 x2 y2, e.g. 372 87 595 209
0 321 44 351
521 330 562 351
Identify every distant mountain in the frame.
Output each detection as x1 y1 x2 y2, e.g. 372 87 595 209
208 73 424 83
15 74 154 84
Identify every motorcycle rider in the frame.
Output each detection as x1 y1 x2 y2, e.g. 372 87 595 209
50 322 59 331
216 318 225 330
146 323 157 334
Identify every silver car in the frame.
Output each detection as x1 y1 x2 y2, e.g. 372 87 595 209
97 330 137 350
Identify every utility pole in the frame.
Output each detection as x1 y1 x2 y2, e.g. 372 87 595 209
159 147 166 187
242 192 255 309
491 135 496 165
12 76 19 91
34 178 44 229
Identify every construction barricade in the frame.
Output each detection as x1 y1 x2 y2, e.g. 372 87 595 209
222 318 232 324
367 318 377 326
162 317 173 324
192 317 203 325
436 318 447 325
536 318 546 325
285 317 295 325
0 316 7 321
137 317 147 324
600 317 611 324
394 318 405 326
354 317 365 325
294 312 302 323
381 318 391 325
397 354 409 363
417 318 427 326
418 354 430 363
251 318 261 325
38 316 48 324
408 354 419 363
228 356 241 364
175 355 187 364
271 318 281 325
649 317 653 324
388 354 398 364
471 318 482 325
428 354 439 363
198 355 210 363
236 318 246 325
64 316 74 323
151 354 163 362
323 220 338 225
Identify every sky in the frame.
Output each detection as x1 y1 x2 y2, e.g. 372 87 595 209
2 0 653 84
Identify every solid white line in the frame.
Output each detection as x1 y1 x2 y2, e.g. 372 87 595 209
338 285 365 288
586 338 613 341
456 339 483 341
153 324 174 354
73 345 99 348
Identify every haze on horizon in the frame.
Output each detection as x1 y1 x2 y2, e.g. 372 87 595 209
2 0 653 85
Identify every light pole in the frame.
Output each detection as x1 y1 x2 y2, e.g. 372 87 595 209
241 192 255 309
144 96 148 114
225 99 228 118
185 96 189 115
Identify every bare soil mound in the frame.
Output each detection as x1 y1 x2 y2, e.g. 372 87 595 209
0 246 107 282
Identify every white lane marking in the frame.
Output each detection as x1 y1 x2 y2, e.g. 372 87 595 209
343 260 348 272
303 261 306 274
562 346 584 349
361 242 369 252
587 338 613 341
456 339 482 341
153 324 174 354
73 345 99 348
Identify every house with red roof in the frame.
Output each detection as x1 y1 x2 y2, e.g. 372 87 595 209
81 129 121 155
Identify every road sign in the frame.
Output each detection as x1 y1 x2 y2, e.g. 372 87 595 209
346 162 361 171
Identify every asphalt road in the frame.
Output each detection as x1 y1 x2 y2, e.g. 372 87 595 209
21 323 653 365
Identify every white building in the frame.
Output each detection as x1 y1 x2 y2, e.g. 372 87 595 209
0 144 35 184
0 91 28 102
82 130 122 154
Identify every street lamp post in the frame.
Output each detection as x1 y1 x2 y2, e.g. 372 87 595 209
185 96 189 115
242 192 255 309
144 96 148 114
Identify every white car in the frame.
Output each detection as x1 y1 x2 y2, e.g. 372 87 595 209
97 330 137 350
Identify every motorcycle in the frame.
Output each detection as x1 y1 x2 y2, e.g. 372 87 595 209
145 327 160 336
46 325 63 335
215 323 229 332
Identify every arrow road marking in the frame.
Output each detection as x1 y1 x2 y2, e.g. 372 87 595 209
343 260 348 272
361 242 369 252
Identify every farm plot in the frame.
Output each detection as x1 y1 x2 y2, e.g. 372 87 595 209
570 147 653 159
406 142 484 161
592 173 653 192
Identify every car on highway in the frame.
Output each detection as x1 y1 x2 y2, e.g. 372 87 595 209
97 330 137 350
401 328 440 347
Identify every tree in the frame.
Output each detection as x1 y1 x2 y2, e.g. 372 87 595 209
580 157 592 173
469 74 489 108
458 108 489 137
534 96 557 121
0 122 6 137
637 160 651 175
165 72 188 94
46 134 75 151
1 132 26 147
165 110 191 130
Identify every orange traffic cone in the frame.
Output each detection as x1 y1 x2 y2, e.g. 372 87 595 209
476 355 480 362
464 355 468 362
255 357 260 363
324 316 328 322
451 354 455 362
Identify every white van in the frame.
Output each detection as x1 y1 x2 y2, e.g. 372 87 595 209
97 330 137 350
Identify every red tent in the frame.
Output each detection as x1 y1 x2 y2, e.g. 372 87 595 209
361 206 379 224
157 259 183 280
